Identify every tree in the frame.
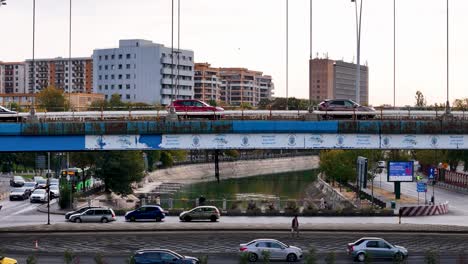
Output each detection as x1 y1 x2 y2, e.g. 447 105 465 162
36 86 67 111
109 94 126 109
95 151 145 195
70 152 98 191
415 90 427 108
453 98 468 110
90 99 109 110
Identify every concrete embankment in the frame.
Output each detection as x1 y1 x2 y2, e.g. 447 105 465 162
137 155 319 193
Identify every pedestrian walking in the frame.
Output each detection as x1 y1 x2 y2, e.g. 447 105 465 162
156 195 161 205
291 215 299 238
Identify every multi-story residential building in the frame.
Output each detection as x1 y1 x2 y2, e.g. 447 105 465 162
194 63 221 102
0 62 27 94
25 57 93 94
93 39 194 105
219 68 274 107
0 93 104 110
309 58 369 105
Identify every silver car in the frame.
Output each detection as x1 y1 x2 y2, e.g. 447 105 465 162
133 249 199 264
69 208 116 223
49 185 60 198
347 237 408 262
179 206 220 222
30 189 49 203
239 239 303 262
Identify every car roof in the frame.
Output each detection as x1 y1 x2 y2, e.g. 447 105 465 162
357 237 384 241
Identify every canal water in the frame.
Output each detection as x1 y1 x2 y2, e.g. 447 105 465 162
169 170 318 209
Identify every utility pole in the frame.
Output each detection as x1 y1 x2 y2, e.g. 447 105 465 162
47 152 51 225
351 0 363 104
285 0 289 110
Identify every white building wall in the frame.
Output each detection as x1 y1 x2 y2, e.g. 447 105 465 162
93 39 194 105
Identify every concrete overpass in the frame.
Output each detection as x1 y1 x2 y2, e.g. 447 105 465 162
0 120 467 151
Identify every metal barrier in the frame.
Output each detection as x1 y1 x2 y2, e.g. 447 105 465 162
400 202 449 217
444 171 468 189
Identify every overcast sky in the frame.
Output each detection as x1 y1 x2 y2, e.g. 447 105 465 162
1 0 467 106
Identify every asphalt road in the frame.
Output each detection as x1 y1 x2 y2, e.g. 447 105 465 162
5 252 467 264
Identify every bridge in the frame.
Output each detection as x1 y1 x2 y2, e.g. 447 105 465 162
0 119 467 152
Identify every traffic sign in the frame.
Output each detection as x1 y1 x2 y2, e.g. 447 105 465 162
429 167 435 179
417 182 427 193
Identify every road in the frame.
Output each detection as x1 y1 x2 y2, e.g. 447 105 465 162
373 171 468 218
5 253 465 264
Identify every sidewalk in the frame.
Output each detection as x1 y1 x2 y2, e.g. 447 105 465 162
1 222 467 234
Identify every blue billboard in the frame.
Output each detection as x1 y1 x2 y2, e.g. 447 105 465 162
387 161 414 182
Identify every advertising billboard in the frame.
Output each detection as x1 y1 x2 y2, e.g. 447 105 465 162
387 161 414 182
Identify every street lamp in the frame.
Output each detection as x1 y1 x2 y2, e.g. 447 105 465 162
30 0 37 119
351 0 363 104
445 0 451 115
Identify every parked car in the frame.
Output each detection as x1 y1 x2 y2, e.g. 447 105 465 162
36 179 47 189
9 176 25 187
49 185 60 199
239 239 303 262
23 181 37 193
69 208 116 223
125 205 165 222
29 189 49 203
0 106 20 122
179 206 220 222
65 206 102 220
9 188 31 201
347 237 408 262
317 99 376 119
0 255 18 264
49 178 59 186
132 249 199 264
33 176 44 183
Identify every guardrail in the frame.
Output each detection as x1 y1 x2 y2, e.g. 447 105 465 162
1 109 467 122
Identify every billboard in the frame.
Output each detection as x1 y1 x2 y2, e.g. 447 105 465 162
387 161 414 182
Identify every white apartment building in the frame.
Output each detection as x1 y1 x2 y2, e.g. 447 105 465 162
0 62 27 94
93 39 194 105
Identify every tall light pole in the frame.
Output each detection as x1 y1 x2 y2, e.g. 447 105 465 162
393 0 396 108
171 0 174 103
351 0 363 104
309 0 313 107
68 0 72 110
445 0 451 115
285 0 289 110
30 0 36 117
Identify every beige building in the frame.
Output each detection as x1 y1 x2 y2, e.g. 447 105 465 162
309 58 369 105
0 93 104 110
194 63 222 102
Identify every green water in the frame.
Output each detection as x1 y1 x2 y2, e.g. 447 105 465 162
172 170 318 202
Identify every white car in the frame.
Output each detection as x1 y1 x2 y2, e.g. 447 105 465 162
30 189 49 203
49 185 60 198
239 239 303 262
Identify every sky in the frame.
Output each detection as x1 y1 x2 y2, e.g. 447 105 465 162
0 0 467 106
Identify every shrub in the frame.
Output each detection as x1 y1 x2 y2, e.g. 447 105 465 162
126 256 136 264
304 246 317 264
324 251 336 264
64 250 75 264
239 252 249 264
59 183 72 209
261 250 271 263
199 255 208 264
94 253 106 264
424 250 439 264
284 200 299 213
26 255 37 264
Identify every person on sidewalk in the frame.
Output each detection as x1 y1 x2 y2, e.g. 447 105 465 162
155 195 161 205
291 215 299 238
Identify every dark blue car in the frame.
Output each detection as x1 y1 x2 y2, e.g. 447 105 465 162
125 205 165 222
133 249 199 264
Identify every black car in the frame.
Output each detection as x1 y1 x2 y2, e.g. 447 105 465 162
133 249 199 264
9 176 25 187
317 99 376 119
9 188 31 201
65 206 102 220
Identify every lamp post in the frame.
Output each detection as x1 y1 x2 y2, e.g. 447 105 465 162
393 0 396 108
285 0 289 110
445 0 451 115
47 152 51 225
351 0 363 104
68 0 72 110
30 0 37 118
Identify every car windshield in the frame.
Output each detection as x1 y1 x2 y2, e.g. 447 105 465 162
275 240 288 248
11 188 24 192
37 180 46 184
13 176 23 180
50 186 59 190
33 189 45 194
24 182 36 187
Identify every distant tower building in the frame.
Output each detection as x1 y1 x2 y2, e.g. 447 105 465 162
309 58 369 105
93 39 194 104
